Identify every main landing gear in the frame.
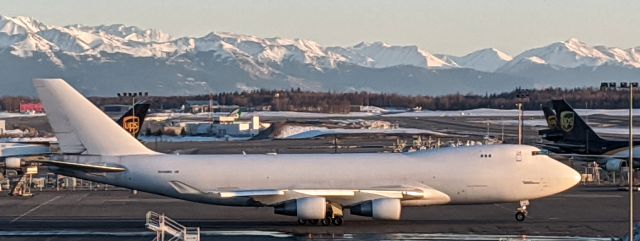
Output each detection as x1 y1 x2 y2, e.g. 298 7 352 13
515 200 529 222
298 202 344 226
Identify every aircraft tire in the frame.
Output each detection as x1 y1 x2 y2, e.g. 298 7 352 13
332 217 344 226
515 211 526 222
321 217 331 226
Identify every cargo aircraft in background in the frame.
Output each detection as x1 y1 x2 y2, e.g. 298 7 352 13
115 102 151 138
1 101 150 195
539 99 640 172
1 102 149 161
17 78 579 225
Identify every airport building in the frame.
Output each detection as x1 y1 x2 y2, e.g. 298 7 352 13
184 100 240 113
19 103 44 113
169 115 265 137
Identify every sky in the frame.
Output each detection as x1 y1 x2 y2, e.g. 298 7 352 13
3 0 639 56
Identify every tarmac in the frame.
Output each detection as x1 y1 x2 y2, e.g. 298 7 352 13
0 185 631 240
1 113 638 240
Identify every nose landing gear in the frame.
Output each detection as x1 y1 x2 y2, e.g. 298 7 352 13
515 200 529 222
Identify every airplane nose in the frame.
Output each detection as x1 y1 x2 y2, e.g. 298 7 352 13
548 156 581 191
559 161 581 189
569 168 581 186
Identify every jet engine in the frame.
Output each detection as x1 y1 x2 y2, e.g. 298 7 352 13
5 157 23 169
274 197 326 220
604 159 624 172
350 198 401 220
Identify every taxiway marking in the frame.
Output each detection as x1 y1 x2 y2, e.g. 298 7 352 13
11 195 61 223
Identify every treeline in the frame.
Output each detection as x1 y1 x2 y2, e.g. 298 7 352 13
0 87 634 113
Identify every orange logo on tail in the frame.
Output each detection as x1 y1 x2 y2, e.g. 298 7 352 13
122 116 140 135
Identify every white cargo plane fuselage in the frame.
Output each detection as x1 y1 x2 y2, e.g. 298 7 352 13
33 79 580 224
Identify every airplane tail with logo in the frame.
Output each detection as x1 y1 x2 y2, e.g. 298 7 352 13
541 106 557 130
34 78 156 156
538 105 563 141
116 103 151 138
551 99 605 144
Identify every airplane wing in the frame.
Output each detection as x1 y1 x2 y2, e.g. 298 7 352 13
217 188 443 206
539 142 585 149
167 181 450 206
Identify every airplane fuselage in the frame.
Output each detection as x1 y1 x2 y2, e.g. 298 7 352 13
51 144 579 208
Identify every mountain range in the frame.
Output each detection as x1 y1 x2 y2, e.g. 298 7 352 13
1 15 639 96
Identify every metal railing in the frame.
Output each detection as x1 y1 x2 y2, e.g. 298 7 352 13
146 211 200 241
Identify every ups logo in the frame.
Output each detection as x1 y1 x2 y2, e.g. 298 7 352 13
122 116 140 135
547 116 557 129
560 111 574 132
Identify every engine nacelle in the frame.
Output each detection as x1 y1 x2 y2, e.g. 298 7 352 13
5 157 23 169
604 159 624 172
350 198 401 220
274 197 326 220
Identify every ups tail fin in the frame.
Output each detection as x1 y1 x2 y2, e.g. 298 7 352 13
551 99 604 144
33 78 156 156
538 104 563 141
541 105 557 130
116 103 151 138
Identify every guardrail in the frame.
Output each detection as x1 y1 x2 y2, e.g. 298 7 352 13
145 211 200 241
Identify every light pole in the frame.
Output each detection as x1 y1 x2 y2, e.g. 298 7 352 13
516 103 523 145
624 82 637 240
603 81 637 239
515 88 529 145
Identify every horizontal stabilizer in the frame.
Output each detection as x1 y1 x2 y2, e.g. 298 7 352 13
35 159 127 172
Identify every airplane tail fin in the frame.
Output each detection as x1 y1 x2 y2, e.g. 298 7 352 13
33 78 156 156
541 106 557 130
551 99 604 144
116 103 151 138
538 104 563 141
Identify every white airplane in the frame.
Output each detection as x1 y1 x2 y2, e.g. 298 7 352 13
29 78 580 225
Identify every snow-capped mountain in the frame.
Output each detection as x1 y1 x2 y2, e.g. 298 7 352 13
452 48 513 72
0 15 464 70
328 42 455 69
502 38 640 70
0 15 49 35
68 24 173 43
508 38 610 69
0 15 639 96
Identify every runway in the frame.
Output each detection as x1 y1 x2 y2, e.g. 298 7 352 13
0 185 630 240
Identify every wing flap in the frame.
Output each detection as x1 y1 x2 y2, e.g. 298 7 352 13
218 190 285 198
